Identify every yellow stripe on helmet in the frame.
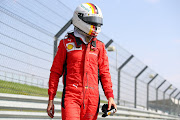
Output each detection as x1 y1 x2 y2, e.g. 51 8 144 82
88 25 93 35
86 3 94 14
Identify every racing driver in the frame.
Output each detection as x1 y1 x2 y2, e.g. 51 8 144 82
47 3 117 120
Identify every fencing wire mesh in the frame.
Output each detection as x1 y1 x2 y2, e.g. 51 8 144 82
0 0 180 115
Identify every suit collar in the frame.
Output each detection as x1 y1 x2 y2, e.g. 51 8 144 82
68 32 97 49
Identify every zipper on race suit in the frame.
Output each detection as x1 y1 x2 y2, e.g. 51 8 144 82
83 44 88 109
83 72 88 109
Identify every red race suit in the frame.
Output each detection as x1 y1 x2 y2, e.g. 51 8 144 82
48 33 114 120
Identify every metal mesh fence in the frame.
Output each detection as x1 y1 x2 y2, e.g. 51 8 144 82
0 0 180 115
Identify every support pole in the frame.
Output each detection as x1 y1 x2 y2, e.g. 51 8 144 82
156 80 166 112
174 92 180 99
163 84 172 113
54 37 58 58
147 74 158 110
169 88 177 114
178 98 180 115
105 39 113 48
54 18 72 58
174 91 180 115
117 55 134 105
134 66 148 108
169 88 177 98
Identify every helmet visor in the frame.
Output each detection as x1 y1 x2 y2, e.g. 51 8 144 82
81 16 103 27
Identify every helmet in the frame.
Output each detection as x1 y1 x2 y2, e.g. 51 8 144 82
72 3 103 37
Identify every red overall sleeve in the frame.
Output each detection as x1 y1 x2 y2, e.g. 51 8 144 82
48 40 67 100
98 43 114 100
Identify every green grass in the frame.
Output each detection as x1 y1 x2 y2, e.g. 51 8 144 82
0 79 107 103
0 80 62 98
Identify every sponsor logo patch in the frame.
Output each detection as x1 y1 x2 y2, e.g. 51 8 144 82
89 52 97 56
67 44 73 50
66 42 82 52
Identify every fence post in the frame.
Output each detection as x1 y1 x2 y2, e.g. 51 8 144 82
105 39 113 48
54 37 58 59
117 55 134 105
156 80 166 112
169 88 177 114
163 84 172 113
134 66 148 108
18 75 20 83
175 92 180 99
5 71 6 81
178 98 180 115
147 74 158 110
25 76 27 85
54 18 72 58
31 77 33 86
12 73 13 82
174 92 180 115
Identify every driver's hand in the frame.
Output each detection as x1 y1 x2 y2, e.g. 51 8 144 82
47 100 54 118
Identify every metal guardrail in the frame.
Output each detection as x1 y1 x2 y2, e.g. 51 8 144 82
0 93 179 120
0 70 44 87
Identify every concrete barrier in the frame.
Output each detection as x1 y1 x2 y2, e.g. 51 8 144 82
0 93 179 120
